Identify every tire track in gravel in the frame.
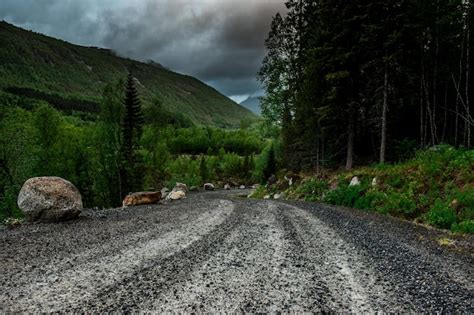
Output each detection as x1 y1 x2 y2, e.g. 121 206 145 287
144 201 299 313
0 199 234 313
142 200 383 313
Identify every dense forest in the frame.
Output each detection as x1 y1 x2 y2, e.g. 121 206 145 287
259 0 473 171
0 75 272 219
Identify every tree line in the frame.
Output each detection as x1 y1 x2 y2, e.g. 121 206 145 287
259 0 473 171
0 75 269 219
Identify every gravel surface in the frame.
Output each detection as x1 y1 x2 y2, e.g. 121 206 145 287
1 190 472 313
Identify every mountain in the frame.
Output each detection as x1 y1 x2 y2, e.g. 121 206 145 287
0 21 257 127
240 96 261 115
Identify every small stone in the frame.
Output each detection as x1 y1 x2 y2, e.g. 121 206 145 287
349 176 360 186
204 183 215 191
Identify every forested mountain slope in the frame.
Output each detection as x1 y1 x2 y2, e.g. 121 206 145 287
0 21 256 127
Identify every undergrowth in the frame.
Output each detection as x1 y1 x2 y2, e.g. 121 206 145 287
259 146 474 234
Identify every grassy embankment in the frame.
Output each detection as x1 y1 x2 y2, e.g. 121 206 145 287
253 146 473 234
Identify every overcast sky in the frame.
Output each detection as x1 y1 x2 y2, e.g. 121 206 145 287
0 0 286 102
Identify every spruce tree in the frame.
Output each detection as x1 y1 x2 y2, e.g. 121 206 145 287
121 72 145 195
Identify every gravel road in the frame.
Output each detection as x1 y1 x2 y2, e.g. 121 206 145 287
1 190 473 313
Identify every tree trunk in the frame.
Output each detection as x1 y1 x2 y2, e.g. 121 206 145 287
380 68 389 164
466 1 472 147
346 116 354 171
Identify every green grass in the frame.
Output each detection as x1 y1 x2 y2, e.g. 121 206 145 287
0 21 257 128
267 146 474 234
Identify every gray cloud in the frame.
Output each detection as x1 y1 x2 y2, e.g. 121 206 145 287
0 0 286 98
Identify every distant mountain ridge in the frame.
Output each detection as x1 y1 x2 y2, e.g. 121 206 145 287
240 96 261 115
0 21 257 127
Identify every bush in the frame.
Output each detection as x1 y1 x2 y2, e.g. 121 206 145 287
324 184 367 208
294 178 329 201
426 200 457 229
451 220 474 234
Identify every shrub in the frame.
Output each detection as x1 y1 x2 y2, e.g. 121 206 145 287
451 220 474 234
294 178 329 201
324 184 367 208
426 200 457 229
353 189 387 211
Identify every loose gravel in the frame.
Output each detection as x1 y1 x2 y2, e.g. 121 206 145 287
0 191 472 313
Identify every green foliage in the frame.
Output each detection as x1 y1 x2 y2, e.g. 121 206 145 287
253 142 278 184
121 73 145 195
324 184 368 208
451 220 474 234
426 200 457 230
293 178 329 202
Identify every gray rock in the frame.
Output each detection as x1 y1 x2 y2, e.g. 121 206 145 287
239 185 246 189
224 184 231 190
161 187 170 196
189 186 199 192
204 183 215 191
17 177 82 222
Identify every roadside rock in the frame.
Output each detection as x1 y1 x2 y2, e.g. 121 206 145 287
166 191 186 201
349 176 360 186
189 186 199 192
224 184 231 190
372 177 378 187
173 182 188 193
161 187 170 196
204 183 215 191
122 191 162 207
273 193 282 200
239 185 246 189
264 195 271 200
17 177 82 222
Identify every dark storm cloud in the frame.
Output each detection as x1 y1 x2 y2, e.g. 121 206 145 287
0 0 286 98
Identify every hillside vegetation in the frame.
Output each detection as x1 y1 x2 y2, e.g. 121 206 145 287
254 146 474 234
0 21 256 127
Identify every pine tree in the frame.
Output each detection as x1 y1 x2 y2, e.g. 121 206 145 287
121 72 145 195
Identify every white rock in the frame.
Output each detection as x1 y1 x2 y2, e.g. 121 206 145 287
372 177 378 187
224 184 231 190
166 190 186 201
239 185 246 189
264 195 271 200
173 182 188 193
273 193 281 200
349 176 360 186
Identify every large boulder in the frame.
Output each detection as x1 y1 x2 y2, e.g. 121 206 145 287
204 183 215 191
17 177 82 222
122 191 162 207
166 190 186 201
